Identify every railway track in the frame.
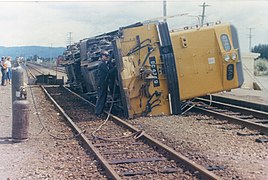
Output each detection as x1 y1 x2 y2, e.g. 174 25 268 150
53 66 66 73
27 61 66 73
26 62 66 77
41 85 220 180
25 63 44 78
25 62 65 85
202 94 268 112
190 97 268 137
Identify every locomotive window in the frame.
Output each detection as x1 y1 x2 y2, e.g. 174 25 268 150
221 34 231 51
227 64 234 80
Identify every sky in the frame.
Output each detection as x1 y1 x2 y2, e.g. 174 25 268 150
0 0 267 53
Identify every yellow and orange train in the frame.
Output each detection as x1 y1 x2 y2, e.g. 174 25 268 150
62 21 243 118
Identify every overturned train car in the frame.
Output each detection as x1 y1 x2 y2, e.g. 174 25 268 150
61 21 243 118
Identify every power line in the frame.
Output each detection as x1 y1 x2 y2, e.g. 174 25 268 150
50 43 53 61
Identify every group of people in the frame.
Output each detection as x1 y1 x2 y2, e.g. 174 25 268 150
1 56 12 86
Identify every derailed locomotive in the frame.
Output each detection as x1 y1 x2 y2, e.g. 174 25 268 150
61 21 243 118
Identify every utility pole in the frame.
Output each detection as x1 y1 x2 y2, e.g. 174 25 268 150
248 27 254 52
50 43 53 67
199 2 210 27
67 32 73 46
163 0 167 22
50 43 53 60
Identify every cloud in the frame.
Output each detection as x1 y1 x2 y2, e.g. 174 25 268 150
0 0 267 53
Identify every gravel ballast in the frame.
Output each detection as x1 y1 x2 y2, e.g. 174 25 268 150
1 83 267 179
129 114 268 179
0 86 107 179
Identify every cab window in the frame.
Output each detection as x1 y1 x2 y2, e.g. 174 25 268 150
221 34 231 51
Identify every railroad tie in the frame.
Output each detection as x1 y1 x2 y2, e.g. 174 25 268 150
236 115 254 119
102 148 151 155
236 132 263 136
122 167 179 176
255 138 268 143
224 112 241 115
250 119 268 124
213 109 228 112
109 157 167 164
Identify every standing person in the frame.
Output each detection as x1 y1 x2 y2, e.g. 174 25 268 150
1 57 7 86
6 56 12 84
0 58 2 84
95 51 110 116
107 55 117 96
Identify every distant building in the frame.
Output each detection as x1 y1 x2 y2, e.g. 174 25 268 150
37 58 43 64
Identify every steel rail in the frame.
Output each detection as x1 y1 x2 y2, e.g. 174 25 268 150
202 94 268 112
62 85 221 180
53 67 66 73
41 85 122 180
27 61 66 74
22 63 37 80
26 63 44 75
196 97 268 119
193 105 268 135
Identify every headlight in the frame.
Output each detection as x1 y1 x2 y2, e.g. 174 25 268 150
231 53 237 60
224 54 230 62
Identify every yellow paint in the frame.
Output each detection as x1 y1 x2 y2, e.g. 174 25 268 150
171 23 240 100
117 23 241 117
116 24 170 117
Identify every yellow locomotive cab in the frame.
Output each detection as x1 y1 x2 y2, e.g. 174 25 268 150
170 23 243 100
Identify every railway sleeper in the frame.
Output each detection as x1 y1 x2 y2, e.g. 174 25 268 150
236 115 255 119
122 167 179 176
109 157 167 164
60 106 90 110
206 165 225 171
250 119 268 124
224 112 241 115
102 148 152 155
212 109 229 112
203 106 217 109
94 141 144 147
255 138 268 143
236 132 263 136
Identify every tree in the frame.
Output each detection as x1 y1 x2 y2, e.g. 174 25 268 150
252 44 268 60
33 54 39 61
255 59 267 72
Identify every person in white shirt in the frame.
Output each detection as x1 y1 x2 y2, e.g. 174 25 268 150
6 56 12 84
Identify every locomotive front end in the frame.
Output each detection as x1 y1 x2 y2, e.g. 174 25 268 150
170 23 243 100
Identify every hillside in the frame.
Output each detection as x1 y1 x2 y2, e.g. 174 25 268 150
0 46 66 59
